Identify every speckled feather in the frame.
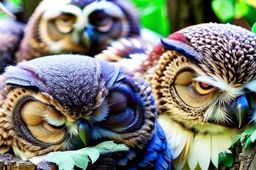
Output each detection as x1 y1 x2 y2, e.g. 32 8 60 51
145 23 256 86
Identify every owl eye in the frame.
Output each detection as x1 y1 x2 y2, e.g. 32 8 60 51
89 10 113 32
192 81 216 95
54 13 77 33
173 70 217 107
100 85 143 133
13 96 66 146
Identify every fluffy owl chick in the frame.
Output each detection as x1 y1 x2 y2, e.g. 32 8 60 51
15 0 140 62
0 54 171 169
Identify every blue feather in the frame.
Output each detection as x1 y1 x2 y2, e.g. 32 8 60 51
161 38 201 64
138 122 172 170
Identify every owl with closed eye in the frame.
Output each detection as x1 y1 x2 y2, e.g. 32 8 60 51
0 54 171 169
96 23 256 169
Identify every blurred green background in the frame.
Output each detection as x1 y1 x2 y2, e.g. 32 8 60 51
1 0 256 36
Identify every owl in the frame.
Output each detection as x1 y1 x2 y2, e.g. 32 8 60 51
0 0 144 73
15 0 141 62
96 23 256 170
0 54 171 169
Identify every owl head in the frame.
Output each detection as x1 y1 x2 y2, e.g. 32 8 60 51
142 23 256 133
0 54 156 163
16 0 140 61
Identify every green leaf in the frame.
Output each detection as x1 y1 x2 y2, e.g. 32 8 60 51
240 127 254 142
46 151 75 170
79 148 100 164
131 0 170 36
238 127 256 148
235 0 249 17
245 136 253 148
45 141 129 170
12 0 21 6
252 23 256 33
95 141 129 154
250 129 256 142
72 155 89 170
211 0 236 22
218 150 234 168
231 134 241 145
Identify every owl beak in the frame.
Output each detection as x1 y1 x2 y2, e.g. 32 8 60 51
77 119 90 146
234 95 249 128
81 27 92 49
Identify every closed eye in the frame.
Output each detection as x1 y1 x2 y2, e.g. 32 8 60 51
13 95 67 147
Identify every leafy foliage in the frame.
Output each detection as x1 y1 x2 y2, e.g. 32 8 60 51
211 0 256 25
45 141 129 170
238 126 256 148
252 23 256 33
218 126 256 168
130 0 170 36
218 149 234 168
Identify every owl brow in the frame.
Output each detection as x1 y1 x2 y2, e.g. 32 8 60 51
161 38 202 64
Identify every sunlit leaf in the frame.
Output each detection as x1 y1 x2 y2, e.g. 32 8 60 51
246 0 256 8
235 0 249 17
131 0 170 36
211 0 236 22
252 23 256 33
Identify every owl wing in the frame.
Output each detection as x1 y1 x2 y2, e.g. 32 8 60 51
100 61 172 169
0 19 24 73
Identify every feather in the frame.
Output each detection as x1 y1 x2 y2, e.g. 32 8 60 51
187 136 199 170
197 134 211 170
159 113 239 170
211 129 238 168
158 115 189 159
138 122 172 169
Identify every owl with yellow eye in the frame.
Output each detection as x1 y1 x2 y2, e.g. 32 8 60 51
96 23 256 170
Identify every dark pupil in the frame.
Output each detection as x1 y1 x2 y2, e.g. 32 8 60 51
199 82 212 90
89 10 110 26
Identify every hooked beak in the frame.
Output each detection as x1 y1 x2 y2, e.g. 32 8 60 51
234 95 249 128
77 119 90 146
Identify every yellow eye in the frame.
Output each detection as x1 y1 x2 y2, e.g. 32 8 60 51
54 14 76 33
192 81 216 95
